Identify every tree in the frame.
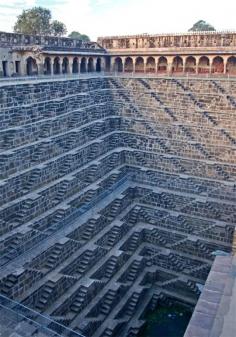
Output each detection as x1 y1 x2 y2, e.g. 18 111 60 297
68 31 90 41
14 7 51 35
14 7 67 37
188 20 216 32
79 34 90 42
50 20 67 37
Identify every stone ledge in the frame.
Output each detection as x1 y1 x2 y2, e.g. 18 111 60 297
184 255 236 337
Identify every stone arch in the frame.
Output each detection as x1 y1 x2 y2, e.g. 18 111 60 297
124 57 134 73
26 57 38 76
185 56 196 73
158 56 167 72
146 57 156 73
44 57 51 75
226 56 236 74
62 57 69 74
72 57 79 73
135 57 144 73
88 57 95 72
172 56 183 73
114 57 123 72
80 57 87 73
212 56 224 73
96 58 102 72
198 56 210 73
53 57 60 75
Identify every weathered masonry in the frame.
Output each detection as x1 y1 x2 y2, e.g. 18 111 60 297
0 31 108 77
98 31 236 74
1 31 236 78
0 75 236 337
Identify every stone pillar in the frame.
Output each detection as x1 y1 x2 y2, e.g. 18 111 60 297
58 59 62 74
121 57 125 73
182 56 187 73
84 59 88 73
167 56 173 74
101 57 106 72
50 59 53 75
68 59 73 74
195 56 200 74
209 57 213 74
110 57 116 72
38 62 44 75
143 57 147 73
132 57 136 73
156 57 159 73
17 61 23 76
0 61 3 77
223 57 227 74
9 61 14 77
22 58 27 76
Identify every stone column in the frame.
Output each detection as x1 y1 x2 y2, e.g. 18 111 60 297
156 57 159 73
195 56 200 74
223 57 227 74
167 56 173 75
143 57 147 73
110 57 115 72
209 57 213 74
0 61 3 77
58 59 62 74
132 57 136 74
38 62 44 75
22 58 28 76
100 57 106 72
3 60 10 77
182 56 187 73
68 59 73 74
50 59 53 75
9 61 14 77
84 59 88 73
121 57 125 73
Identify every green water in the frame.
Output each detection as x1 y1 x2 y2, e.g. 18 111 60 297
140 305 192 337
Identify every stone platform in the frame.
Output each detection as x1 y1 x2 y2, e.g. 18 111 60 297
184 255 236 337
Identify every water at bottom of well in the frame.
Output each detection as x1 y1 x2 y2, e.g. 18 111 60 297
139 304 192 337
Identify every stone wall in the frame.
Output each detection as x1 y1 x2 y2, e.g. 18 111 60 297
0 75 235 337
98 31 236 49
0 31 107 77
2 30 236 78
0 31 102 49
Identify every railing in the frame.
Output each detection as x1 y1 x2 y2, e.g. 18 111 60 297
0 173 132 268
0 71 107 84
0 294 86 337
0 71 235 85
110 71 236 81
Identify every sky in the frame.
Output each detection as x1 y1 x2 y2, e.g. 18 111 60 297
0 0 235 40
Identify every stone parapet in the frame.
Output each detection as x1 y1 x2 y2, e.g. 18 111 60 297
98 31 236 50
0 31 104 50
